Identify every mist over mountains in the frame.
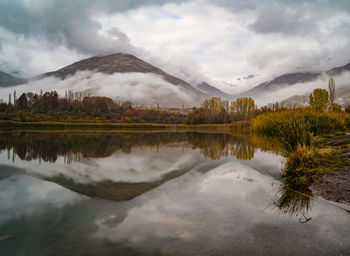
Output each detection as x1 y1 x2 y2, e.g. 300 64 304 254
0 53 349 108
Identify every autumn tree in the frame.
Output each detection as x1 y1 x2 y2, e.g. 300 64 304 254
230 97 256 121
17 93 28 110
309 88 329 111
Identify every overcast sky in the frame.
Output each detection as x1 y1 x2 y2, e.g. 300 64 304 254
0 0 349 93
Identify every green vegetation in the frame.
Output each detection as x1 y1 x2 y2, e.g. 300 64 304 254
309 88 329 111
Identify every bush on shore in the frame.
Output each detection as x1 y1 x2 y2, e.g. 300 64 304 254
282 145 330 185
250 108 347 153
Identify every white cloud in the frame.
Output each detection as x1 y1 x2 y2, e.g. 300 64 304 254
0 0 350 95
0 71 202 107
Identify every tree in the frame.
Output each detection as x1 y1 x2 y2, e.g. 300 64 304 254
328 77 335 108
17 93 28 110
330 103 342 112
231 97 256 121
309 88 329 111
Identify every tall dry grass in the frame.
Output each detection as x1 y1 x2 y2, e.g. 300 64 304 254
251 108 346 153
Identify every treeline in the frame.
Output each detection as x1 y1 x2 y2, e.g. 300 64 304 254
0 91 186 123
1 82 349 124
187 97 257 124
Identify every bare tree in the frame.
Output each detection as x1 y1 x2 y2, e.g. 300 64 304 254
328 77 335 108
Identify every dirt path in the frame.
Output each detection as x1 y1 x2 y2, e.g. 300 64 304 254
311 166 350 205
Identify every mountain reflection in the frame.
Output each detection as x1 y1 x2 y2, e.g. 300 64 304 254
0 131 280 202
0 131 271 162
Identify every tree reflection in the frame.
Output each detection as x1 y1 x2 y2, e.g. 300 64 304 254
0 131 281 163
186 132 256 160
0 132 188 163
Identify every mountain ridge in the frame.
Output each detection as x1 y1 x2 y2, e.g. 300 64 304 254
0 71 26 87
41 53 202 95
239 62 350 98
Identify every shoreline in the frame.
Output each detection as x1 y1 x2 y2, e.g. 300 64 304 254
310 133 350 205
0 120 231 132
2 121 349 205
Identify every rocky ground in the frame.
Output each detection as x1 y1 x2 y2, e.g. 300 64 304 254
311 166 350 204
311 133 350 205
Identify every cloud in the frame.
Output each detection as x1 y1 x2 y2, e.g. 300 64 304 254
0 0 186 55
0 146 203 184
0 0 350 95
251 71 350 106
250 3 315 35
0 71 203 107
0 174 84 224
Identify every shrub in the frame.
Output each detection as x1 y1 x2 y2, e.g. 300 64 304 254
345 105 350 114
282 145 328 185
251 108 346 153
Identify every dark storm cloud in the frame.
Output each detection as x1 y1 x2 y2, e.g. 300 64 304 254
249 3 316 35
0 0 187 55
250 0 350 35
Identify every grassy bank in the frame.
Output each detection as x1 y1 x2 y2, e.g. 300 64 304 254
228 120 251 133
0 120 230 132
251 108 348 152
250 108 350 186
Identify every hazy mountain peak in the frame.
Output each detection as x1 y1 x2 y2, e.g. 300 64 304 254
0 70 26 87
326 62 350 76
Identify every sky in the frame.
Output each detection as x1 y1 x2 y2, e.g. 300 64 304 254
0 0 350 93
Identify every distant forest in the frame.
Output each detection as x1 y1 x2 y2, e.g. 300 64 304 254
0 87 348 124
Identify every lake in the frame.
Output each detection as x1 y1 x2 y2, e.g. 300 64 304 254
0 131 349 256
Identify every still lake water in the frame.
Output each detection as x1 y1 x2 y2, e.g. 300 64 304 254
0 131 349 256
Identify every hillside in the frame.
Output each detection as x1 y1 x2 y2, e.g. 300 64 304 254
239 72 321 97
42 53 202 95
0 71 26 87
196 82 233 99
39 53 206 108
271 83 350 108
326 62 350 76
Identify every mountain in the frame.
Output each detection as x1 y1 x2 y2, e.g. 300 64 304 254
40 53 206 108
273 82 350 108
326 62 350 76
239 72 321 97
196 82 233 99
0 71 26 87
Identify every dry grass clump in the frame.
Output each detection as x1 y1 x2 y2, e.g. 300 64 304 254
282 145 331 185
251 108 347 153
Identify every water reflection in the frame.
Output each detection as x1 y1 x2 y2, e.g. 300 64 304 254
93 161 350 256
0 131 275 202
0 131 349 255
0 131 271 163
